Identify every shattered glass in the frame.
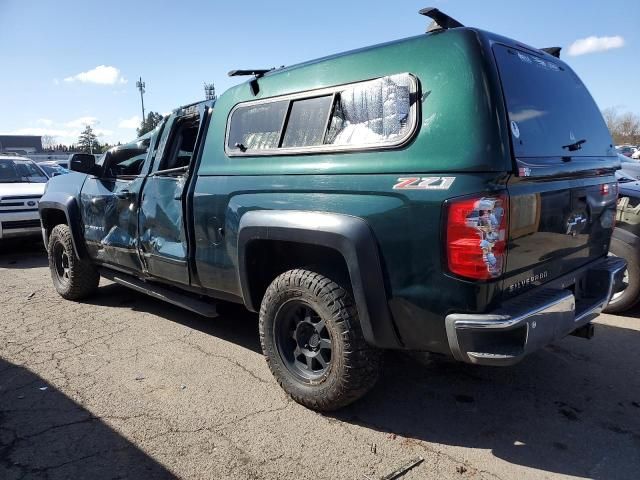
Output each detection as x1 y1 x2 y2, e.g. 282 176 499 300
326 74 412 146
227 73 414 153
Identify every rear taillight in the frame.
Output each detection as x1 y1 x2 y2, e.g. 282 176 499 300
446 193 509 280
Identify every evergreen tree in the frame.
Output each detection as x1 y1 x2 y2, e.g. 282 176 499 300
77 125 100 153
137 111 164 137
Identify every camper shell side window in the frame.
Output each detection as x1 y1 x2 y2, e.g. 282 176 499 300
225 73 419 156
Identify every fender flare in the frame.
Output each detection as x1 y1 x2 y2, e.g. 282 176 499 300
39 193 88 259
237 210 401 349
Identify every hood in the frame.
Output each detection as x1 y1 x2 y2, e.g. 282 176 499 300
0 182 47 198
619 181 640 197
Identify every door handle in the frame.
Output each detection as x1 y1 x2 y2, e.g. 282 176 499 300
115 190 133 199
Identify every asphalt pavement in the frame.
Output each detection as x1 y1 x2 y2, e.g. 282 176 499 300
1 239 638 479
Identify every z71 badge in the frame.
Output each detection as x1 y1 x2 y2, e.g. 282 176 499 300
393 177 455 190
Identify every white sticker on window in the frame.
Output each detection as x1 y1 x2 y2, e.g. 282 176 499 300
517 52 532 63
511 120 520 139
533 57 547 68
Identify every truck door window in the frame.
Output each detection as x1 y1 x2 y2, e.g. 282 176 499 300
103 143 149 179
158 117 199 172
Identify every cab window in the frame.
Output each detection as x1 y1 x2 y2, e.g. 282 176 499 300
158 116 200 172
103 142 149 178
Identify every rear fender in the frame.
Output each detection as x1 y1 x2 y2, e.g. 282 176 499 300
237 210 401 349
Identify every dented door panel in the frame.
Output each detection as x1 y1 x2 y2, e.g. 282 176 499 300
138 175 189 285
80 177 143 272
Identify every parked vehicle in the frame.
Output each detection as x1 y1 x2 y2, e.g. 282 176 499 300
38 161 69 177
605 171 640 312
616 153 640 180
0 155 48 239
616 145 638 157
632 149 640 160
39 8 625 410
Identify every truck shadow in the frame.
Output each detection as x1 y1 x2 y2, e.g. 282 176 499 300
335 324 640 479
84 282 262 354
0 238 48 269
82 283 640 479
0 357 175 479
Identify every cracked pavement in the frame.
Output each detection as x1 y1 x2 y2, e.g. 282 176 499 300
1 239 639 479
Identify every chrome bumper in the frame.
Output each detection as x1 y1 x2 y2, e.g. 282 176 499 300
445 256 627 366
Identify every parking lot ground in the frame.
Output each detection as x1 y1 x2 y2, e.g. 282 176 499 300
1 240 639 479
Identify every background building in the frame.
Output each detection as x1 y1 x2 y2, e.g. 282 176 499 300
0 135 43 155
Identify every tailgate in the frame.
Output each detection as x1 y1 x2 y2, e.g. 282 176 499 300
504 175 618 297
492 43 619 297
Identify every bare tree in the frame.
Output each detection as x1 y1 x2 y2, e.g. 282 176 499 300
601 107 640 145
41 135 57 151
618 112 640 140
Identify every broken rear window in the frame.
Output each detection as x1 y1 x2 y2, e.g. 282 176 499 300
226 73 417 155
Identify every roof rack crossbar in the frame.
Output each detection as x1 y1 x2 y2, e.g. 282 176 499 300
419 7 464 32
228 69 272 78
228 69 275 96
540 47 562 58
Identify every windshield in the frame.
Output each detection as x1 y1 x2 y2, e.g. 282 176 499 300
494 44 614 158
40 164 68 176
0 159 48 183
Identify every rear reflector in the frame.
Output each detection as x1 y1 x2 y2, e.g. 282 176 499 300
446 193 509 280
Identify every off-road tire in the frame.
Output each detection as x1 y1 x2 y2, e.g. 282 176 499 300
604 237 640 314
48 224 99 300
259 268 381 411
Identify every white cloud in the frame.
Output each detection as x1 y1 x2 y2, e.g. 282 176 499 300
36 118 53 126
118 115 141 129
64 65 127 85
567 35 625 56
64 116 98 128
92 128 113 138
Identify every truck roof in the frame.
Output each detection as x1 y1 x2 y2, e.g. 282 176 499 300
224 26 561 100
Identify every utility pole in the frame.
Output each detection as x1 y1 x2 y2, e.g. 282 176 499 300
204 82 216 101
136 77 146 123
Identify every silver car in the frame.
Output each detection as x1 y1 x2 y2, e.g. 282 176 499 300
0 155 48 239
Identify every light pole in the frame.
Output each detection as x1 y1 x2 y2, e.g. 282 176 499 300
204 82 216 101
136 77 146 123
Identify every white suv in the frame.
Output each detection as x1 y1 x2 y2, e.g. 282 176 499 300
0 155 49 239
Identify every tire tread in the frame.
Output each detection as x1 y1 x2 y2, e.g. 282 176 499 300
259 268 381 411
48 224 99 300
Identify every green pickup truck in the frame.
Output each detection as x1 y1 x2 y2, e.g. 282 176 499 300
39 8 625 411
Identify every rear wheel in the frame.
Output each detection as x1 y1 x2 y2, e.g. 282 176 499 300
604 237 640 314
48 224 99 300
259 269 381 411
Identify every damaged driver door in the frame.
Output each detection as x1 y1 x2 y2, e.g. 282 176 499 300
81 138 151 272
137 109 202 286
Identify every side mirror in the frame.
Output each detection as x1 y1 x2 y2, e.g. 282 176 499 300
69 153 97 174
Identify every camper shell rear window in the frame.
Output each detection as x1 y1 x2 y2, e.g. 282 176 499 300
493 44 613 159
225 73 419 156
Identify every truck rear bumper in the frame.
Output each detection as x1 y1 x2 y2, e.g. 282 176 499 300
445 256 627 366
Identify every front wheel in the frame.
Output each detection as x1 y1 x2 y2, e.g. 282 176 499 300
48 224 99 300
259 269 381 411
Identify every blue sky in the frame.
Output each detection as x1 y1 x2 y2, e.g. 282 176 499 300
0 0 637 145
